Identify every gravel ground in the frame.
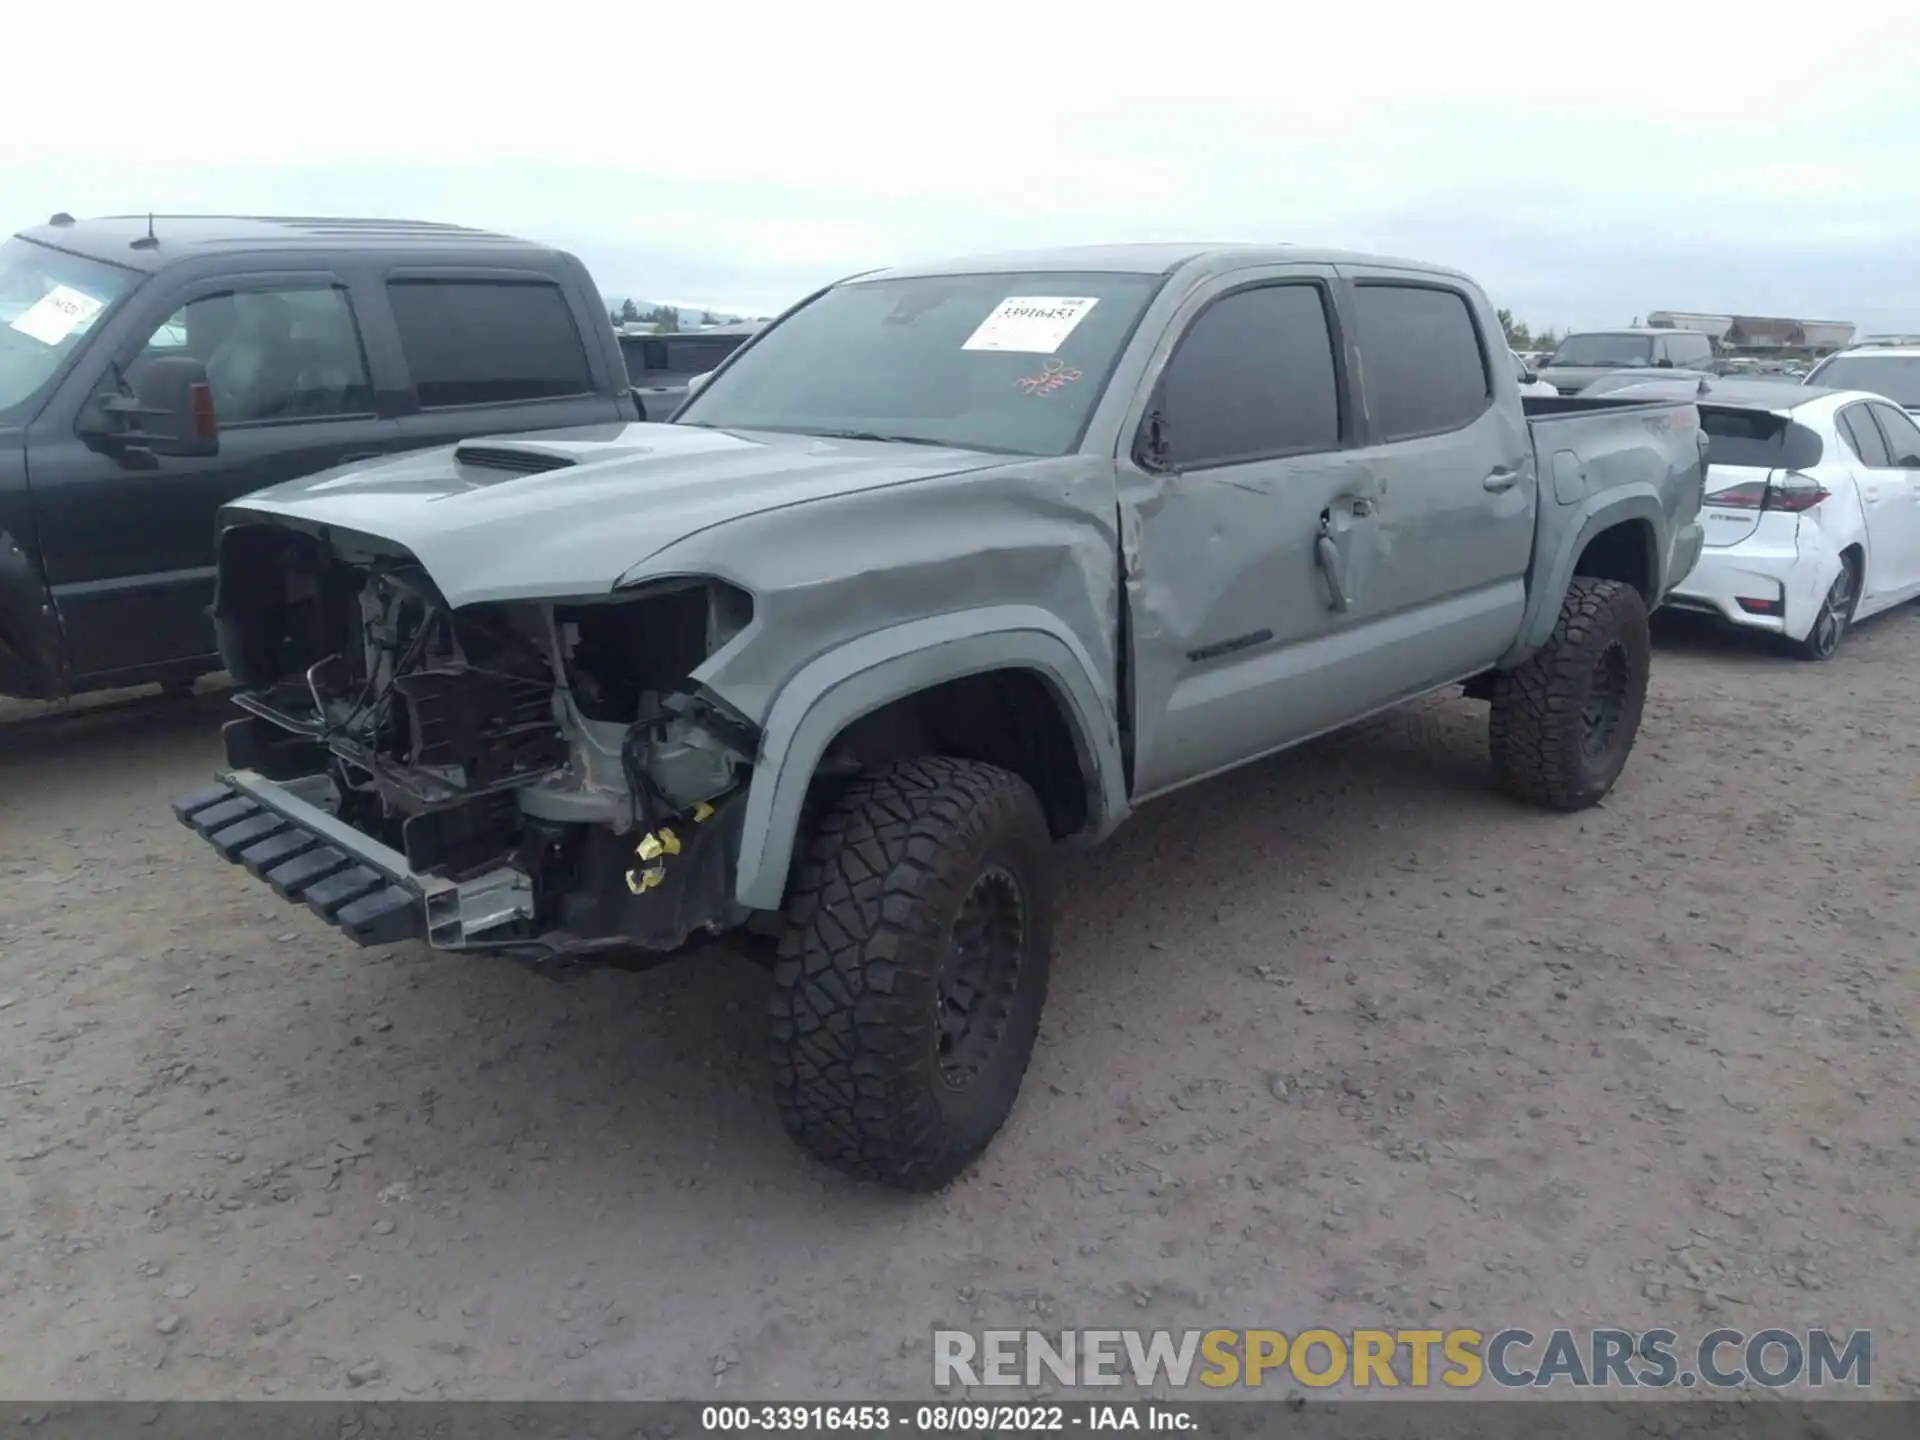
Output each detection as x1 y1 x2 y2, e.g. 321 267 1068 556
1 610 1916 1402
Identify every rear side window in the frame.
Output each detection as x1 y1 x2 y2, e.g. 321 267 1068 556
1808 354 1920 407
1352 284 1490 442
1867 402 1920 466
1159 283 1341 468
1669 333 1713 368
387 280 593 408
1839 404 1893 467
1699 406 1823 470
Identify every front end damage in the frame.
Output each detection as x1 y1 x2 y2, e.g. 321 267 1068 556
174 522 760 961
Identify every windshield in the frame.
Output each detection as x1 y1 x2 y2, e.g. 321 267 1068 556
675 271 1164 456
0 237 138 422
1547 333 1655 368
1806 355 1920 408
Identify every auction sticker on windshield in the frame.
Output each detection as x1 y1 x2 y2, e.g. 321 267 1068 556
9 284 106 346
963 296 1098 354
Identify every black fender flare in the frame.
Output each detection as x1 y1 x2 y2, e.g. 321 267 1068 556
0 527 67 700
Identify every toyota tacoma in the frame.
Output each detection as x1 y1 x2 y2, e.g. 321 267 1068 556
174 244 1708 1189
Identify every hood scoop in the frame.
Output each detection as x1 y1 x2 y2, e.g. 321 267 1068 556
453 443 577 477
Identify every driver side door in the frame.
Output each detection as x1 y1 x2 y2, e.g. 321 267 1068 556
26 272 399 685
1117 266 1387 798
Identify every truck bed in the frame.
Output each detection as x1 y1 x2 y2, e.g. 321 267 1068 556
1516 390 1709 626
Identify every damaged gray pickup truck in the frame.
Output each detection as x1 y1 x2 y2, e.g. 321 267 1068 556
175 244 1708 1189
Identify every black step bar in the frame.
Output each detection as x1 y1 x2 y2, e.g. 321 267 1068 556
173 775 424 946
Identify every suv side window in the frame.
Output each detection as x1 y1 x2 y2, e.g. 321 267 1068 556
1157 283 1341 469
387 280 594 408
1839 404 1893 467
128 285 372 424
1351 284 1490 442
1868 401 1920 467
1665 334 1702 368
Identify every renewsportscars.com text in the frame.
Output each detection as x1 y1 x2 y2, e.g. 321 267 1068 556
934 1327 1872 1390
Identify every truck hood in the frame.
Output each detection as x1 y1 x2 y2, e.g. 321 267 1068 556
224 422 1004 607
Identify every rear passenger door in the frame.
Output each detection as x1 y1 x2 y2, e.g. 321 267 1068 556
374 271 626 448
1864 402 1920 600
1836 401 1912 602
1336 270 1535 686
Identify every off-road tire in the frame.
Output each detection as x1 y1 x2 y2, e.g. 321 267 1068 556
1489 577 1651 811
768 757 1053 1190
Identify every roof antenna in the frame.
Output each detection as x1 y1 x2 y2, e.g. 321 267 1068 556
131 213 159 251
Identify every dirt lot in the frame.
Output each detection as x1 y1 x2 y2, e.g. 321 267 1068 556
1 611 1917 1402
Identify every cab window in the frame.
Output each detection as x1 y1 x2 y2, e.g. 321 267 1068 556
128 286 373 424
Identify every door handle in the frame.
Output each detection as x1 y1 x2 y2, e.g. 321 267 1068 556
1315 524 1351 613
1483 467 1519 492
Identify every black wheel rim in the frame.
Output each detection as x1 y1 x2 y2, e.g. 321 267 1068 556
1810 568 1853 658
937 866 1026 1087
1581 641 1631 761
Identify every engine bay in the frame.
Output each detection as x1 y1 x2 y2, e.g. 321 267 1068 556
207 522 759 958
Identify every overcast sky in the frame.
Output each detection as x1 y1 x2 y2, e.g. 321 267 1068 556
8 2 1919 335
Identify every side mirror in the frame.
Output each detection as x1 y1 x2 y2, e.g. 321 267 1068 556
684 370 713 396
1134 405 1173 472
1519 367 1540 386
1654 357 1674 369
91 356 220 460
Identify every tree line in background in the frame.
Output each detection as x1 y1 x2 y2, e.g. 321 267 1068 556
1496 309 1562 354
611 297 730 334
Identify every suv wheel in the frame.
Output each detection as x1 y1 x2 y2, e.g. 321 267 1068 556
1791 556 1858 662
768 757 1053 1190
1489 577 1651 811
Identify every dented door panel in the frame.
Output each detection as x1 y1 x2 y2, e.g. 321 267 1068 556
1121 446 1393 797
1114 261 1435 798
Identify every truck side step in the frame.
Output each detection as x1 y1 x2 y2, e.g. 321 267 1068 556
304 865 389 922
265 846 354 901
173 779 426 948
336 885 424 946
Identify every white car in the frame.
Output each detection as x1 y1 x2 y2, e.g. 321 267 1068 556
1805 342 1920 416
1626 379 1920 659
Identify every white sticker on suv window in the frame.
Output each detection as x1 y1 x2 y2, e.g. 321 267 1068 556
8 284 106 345
962 296 1098 354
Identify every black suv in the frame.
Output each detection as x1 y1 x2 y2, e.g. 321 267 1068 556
0 214 638 702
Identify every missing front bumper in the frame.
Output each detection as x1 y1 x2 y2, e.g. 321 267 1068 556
173 770 534 949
